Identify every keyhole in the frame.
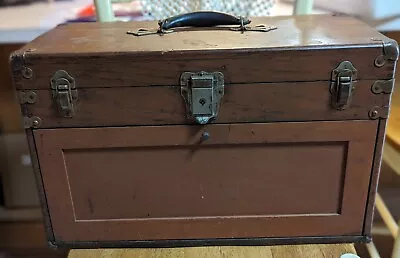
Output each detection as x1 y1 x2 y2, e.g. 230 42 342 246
199 98 206 106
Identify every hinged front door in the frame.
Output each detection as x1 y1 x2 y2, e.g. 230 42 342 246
34 120 377 243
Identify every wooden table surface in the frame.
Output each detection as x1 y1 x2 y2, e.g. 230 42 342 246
68 244 357 258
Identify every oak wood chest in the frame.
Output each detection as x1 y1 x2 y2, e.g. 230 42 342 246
10 13 399 248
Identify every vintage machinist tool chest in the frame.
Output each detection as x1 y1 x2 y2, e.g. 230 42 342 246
10 13 399 248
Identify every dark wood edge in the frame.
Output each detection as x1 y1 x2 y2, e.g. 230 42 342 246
19 119 390 130
25 129 56 244
362 119 387 235
50 235 370 249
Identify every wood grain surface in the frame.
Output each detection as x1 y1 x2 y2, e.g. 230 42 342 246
16 15 391 54
68 244 357 258
10 15 396 91
20 80 389 128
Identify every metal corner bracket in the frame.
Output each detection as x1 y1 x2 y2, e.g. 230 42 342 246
374 40 399 67
383 40 399 62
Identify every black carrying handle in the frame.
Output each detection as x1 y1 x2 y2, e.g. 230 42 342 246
127 11 276 36
158 11 251 31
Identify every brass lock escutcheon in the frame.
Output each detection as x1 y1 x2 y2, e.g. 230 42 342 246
180 71 224 124
330 61 357 110
51 70 78 117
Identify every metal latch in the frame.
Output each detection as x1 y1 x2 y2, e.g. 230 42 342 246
180 71 224 124
330 61 357 110
51 70 78 117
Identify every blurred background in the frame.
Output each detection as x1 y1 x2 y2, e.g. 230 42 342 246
0 0 400 257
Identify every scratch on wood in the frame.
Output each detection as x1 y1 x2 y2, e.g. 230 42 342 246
88 198 94 214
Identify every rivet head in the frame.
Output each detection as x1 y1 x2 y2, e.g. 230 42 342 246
371 83 381 94
369 109 379 119
31 116 41 128
374 55 386 68
27 91 37 104
22 67 33 79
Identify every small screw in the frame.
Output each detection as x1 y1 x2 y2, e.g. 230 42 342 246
374 55 386 68
369 109 379 119
200 131 210 142
22 67 33 79
27 91 37 104
31 116 41 128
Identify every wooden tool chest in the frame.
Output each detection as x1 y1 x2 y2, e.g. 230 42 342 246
10 13 399 248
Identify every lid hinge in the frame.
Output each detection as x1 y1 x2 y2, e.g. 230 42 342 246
23 116 41 129
51 70 78 118
18 91 37 104
371 79 395 94
374 40 399 68
369 106 390 119
330 61 358 110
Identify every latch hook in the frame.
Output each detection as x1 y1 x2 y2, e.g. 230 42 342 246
180 71 224 124
51 70 78 117
330 61 357 110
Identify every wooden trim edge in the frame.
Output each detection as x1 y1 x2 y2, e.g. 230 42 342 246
25 129 56 244
362 119 387 235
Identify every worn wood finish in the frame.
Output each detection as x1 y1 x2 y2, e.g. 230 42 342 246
21 80 388 128
363 119 388 236
34 121 377 243
25 129 55 244
68 244 357 258
16 15 391 54
10 15 396 90
9 14 397 248
12 47 393 90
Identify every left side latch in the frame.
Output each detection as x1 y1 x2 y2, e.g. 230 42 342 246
51 70 78 117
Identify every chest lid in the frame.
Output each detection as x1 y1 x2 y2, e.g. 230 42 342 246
11 14 398 90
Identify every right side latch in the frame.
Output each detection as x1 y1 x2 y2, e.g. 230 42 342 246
330 61 358 110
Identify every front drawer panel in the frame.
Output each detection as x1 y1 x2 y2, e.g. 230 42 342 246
34 120 377 243
65 142 344 220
